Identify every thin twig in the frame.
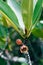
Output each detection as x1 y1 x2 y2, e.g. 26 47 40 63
0 52 27 63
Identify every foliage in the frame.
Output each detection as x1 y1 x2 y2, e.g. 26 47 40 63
0 0 43 65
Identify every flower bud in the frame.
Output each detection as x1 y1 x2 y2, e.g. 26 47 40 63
16 39 23 45
20 45 28 53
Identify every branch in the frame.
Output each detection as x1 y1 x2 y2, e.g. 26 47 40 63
0 52 27 63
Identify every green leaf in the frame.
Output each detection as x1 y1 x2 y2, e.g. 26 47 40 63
0 24 7 49
0 24 8 38
7 0 25 35
42 0 43 7
21 0 33 36
15 0 21 6
0 38 6 49
32 22 43 38
32 0 42 28
0 13 3 21
0 1 20 32
0 13 8 27
0 0 25 38
40 8 43 20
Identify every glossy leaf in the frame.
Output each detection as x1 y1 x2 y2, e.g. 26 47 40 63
0 13 8 27
21 0 33 36
0 0 25 38
0 1 19 26
42 0 43 7
7 0 25 32
40 8 43 20
32 0 42 29
32 22 43 38
0 1 20 33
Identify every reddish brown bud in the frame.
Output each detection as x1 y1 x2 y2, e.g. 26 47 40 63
16 39 23 45
20 45 28 53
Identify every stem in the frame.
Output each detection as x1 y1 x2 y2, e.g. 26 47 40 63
0 53 27 63
28 41 39 61
24 52 32 65
7 61 10 65
24 38 39 62
23 37 28 44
